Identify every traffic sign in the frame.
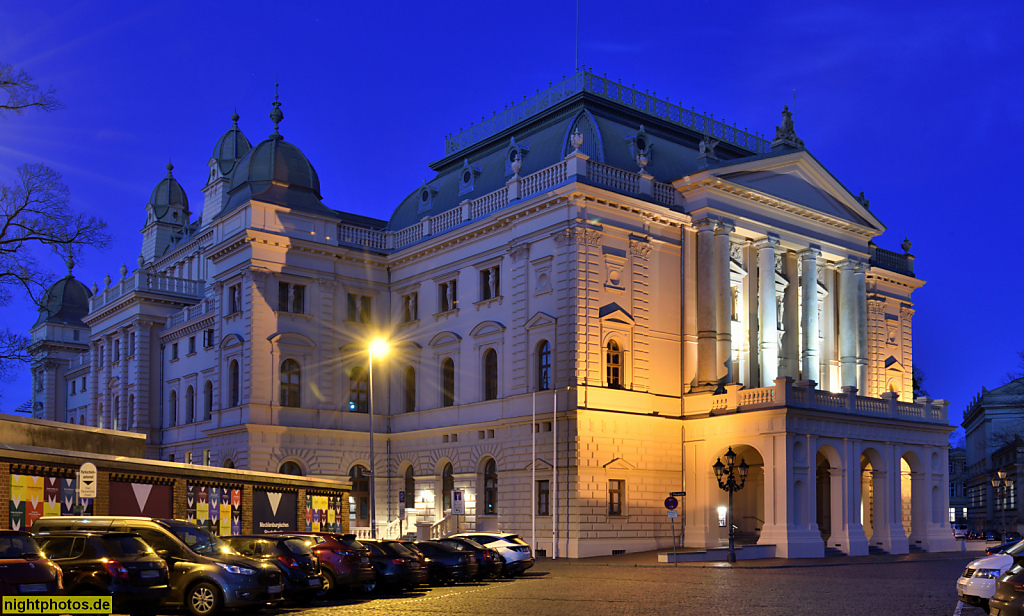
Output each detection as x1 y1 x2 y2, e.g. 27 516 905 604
667 510 679 519
664 496 678 510
398 490 406 520
78 462 97 499
451 490 465 515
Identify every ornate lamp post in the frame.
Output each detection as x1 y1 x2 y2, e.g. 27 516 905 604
714 446 750 563
992 469 1013 540
368 338 390 539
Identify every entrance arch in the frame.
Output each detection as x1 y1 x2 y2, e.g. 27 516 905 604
815 444 843 546
709 444 765 547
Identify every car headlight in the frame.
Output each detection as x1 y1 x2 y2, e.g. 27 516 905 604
975 568 1002 579
216 562 258 575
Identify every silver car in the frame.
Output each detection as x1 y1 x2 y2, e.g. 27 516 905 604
448 532 534 577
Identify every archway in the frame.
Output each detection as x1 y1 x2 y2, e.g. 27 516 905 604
711 444 765 546
901 450 925 547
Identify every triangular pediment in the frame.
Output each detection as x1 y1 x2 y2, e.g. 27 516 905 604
525 311 557 329
524 458 553 471
603 457 636 471
885 356 905 372
711 151 885 233
599 303 634 326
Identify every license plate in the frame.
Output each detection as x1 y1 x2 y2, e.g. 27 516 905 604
268 585 283 594
19 583 47 592
308 578 321 586
140 569 160 578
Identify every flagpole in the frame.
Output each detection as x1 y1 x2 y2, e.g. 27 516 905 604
531 391 536 557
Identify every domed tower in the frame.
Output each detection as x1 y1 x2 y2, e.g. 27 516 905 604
140 163 190 263
202 112 251 228
28 261 92 421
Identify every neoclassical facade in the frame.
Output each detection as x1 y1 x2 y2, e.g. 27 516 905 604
28 70 954 557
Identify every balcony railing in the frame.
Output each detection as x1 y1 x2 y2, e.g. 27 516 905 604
870 244 915 277
89 272 204 312
684 377 948 425
166 298 215 329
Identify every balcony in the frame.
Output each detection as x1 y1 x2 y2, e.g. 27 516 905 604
89 272 205 312
166 298 216 329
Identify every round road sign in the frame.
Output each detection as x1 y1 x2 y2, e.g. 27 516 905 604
664 496 678 510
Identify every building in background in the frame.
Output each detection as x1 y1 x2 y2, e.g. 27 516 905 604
963 379 1024 536
26 70 953 557
949 446 968 526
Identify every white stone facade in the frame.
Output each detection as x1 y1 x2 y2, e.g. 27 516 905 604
28 71 954 558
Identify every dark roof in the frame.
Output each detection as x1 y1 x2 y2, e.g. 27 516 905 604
221 135 336 218
147 164 189 220
34 274 92 327
211 112 252 176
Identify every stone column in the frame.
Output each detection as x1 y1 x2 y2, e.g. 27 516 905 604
102 335 113 429
715 222 734 385
88 341 100 427
838 260 857 389
855 263 869 393
682 225 698 393
134 321 151 433
755 237 779 386
119 327 130 430
799 248 821 384
694 219 718 389
781 251 800 378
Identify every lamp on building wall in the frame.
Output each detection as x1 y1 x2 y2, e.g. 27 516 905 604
992 469 1013 540
368 338 390 539
713 446 749 563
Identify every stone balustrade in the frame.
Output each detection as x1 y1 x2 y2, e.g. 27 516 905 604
89 272 204 312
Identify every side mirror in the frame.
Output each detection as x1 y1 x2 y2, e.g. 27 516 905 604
156 549 175 563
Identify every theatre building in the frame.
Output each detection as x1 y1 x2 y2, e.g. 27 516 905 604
27 70 954 557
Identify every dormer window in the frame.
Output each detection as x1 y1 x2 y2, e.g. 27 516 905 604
418 183 437 212
458 159 481 196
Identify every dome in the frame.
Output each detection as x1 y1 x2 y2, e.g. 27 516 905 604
228 136 321 196
147 163 189 220
211 112 252 176
34 273 92 328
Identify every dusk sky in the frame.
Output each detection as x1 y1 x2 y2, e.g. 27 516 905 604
1 1 1021 431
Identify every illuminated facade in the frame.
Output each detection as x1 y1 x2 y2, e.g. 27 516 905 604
28 71 954 557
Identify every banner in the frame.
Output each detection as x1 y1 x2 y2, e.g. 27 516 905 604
186 485 242 536
109 482 172 517
305 494 344 533
9 473 91 530
252 491 297 532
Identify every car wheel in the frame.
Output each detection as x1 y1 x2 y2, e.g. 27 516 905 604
362 575 379 594
316 570 335 599
186 581 222 616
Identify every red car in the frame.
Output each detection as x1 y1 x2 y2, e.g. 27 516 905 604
0 531 62 597
269 532 373 596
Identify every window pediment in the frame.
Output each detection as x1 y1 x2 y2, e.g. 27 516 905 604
429 331 462 347
602 457 636 471
220 333 244 349
470 320 506 338
268 331 316 349
525 311 557 329
599 303 634 327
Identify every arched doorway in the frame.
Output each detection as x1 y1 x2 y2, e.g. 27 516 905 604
440 462 454 515
710 444 765 546
901 450 924 547
349 465 370 528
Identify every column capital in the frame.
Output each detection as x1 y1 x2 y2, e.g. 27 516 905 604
693 218 718 232
714 221 735 235
753 236 780 249
797 246 822 260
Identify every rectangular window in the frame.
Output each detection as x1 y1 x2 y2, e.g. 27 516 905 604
113 340 120 362
71 380 76 395
81 377 86 391
347 294 372 323
184 451 193 464
203 328 214 348
202 449 210 466
402 292 418 323
950 484 955 498
129 332 135 356
537 480 550 516
99 346 105 367
228 283 242 313
278 282 305 314
171 343 179 360
188 336 196 355
168 454 175 463
480 266 500 301
439 280 457 312
608 479 625 516
949 507 956 523
73 329 79 341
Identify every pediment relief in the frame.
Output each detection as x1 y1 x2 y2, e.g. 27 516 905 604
884 356 905 372
220 333 244 349
429 331 462 347
268 331 316 349
524 458 553 472
598 303 634 326
525 311 557 329
603 457 637 471
469 320 506 338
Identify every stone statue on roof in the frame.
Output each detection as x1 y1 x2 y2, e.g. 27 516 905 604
770 105 805 150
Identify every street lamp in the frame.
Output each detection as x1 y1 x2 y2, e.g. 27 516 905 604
992 469 1013 540
714 446 749 563
368 338 389 539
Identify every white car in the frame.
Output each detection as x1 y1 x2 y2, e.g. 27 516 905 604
957 548 1018 609
952 524 969 539
449 532 534 577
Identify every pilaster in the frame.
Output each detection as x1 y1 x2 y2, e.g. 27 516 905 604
714 223 734 385
799 248 821 384
629 236 651 392
755 237 779 387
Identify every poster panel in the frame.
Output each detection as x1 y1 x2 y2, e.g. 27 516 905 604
253 491 297 532
109 482 172 517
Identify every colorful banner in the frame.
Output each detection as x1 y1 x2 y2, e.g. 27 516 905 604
185 485 242 536
9 473 92 530
304 493 344 533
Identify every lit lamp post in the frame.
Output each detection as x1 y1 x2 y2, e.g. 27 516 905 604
992 470 1013 540
713 446 749 563
368 338 390 539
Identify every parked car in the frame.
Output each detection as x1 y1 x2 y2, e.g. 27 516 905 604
988 560 1024 615
952 524 969 539
360 540 427 592
412 541 478 585
34 531 168 613
222 536 321 602
987 531 1001 541
269 532 373 596
956 539 1024 610
449 532 534 577
1005 532 1023 543
987 539 1024 556
437 537 504 580
0 530 62 597
30 517 282 616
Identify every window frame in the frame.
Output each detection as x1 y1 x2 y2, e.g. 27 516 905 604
280 359 301 408
608 479 625 516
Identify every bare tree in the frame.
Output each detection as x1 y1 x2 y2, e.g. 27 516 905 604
0 63 109 382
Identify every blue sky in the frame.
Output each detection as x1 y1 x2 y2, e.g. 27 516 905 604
1 1 1022 428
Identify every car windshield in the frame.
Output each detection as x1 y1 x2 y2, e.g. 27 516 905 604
170 525 237 556
1005 540 1024 556
283 539 313 555
102 536 153 557
0 534 43 559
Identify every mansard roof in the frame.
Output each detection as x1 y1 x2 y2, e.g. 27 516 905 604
34 272 92 327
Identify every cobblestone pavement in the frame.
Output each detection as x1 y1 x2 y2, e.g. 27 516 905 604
255 551 989 616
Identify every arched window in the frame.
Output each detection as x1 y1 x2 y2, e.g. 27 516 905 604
483 348 498 400
127 394 134 430
223 458 235 469
185 386 195 423
483 459 497 515
404 366 416 413
279 461 303 476
203 381 212 421
442 462 454 512
404 466 415 509
169 390 178 427
349 465 370 526
349 367 368 413
537 340 551 391
442 358 455 407
280 359 301 407
113 396 120 430
79 414 85 426
606 339 622 389
68 416 75 424
229 360 240 406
